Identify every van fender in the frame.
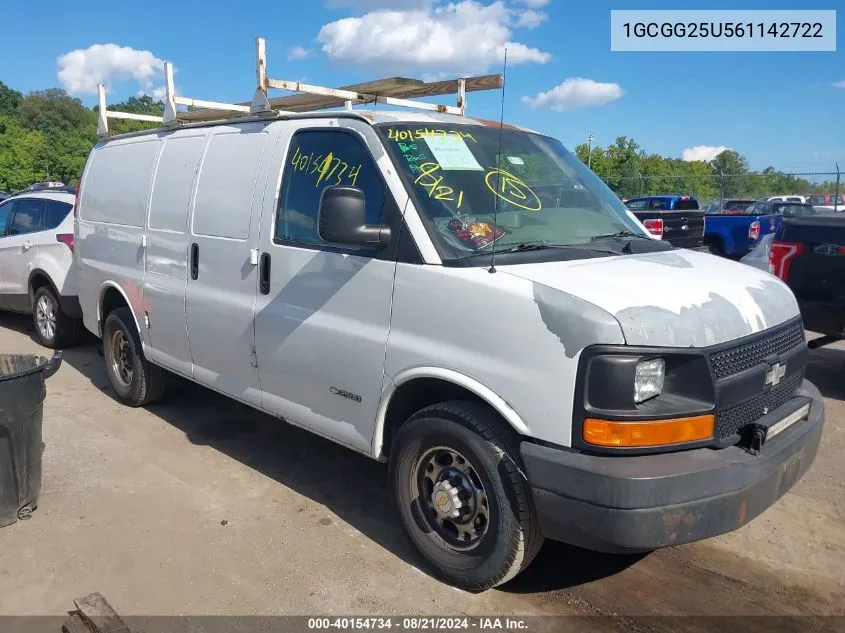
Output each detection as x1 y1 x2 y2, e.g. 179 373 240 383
372 366 531 459
97 281 143 338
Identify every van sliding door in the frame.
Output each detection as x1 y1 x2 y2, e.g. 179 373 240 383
185 124 272 405
144 133 206 377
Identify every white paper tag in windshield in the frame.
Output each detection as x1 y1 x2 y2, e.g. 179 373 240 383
423 136 483 171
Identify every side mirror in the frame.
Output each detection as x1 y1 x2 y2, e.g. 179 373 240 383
318 186 391 248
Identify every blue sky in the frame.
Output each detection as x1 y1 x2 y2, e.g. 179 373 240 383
1 0 842 172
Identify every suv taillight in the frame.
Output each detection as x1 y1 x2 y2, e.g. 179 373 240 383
56 233 74 252
769 241 803 280
643 218 664 238
749 220 760 240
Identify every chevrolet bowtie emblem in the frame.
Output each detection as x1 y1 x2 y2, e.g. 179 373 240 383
764 362 786 388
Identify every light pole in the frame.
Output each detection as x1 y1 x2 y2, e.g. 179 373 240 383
587 134 594 169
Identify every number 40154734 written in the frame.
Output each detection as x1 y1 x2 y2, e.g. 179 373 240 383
290 146 361 187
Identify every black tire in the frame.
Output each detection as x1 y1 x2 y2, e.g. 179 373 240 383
706 241 724 257
102 307 166 407
32 286 82 349
389 401 543 591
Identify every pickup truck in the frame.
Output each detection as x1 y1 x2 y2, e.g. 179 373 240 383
704 199 782 259
625 195 706 249
770 214 845 348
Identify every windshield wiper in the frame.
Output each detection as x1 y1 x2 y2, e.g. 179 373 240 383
499 242 556 252
467 241 620 257
590 230 650 241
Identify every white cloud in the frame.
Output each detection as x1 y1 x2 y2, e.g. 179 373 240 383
287 46 311 60
522 78 624 111
515 9 547 28
57 43 166 95
521 0 549 6
833 80 845 88
682 145 731 162
317 0 551 75
137 86 167 101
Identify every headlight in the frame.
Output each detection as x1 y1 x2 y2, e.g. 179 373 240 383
634 358 664 403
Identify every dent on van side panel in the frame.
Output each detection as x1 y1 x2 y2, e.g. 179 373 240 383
383 264 626 448
76 136 163 345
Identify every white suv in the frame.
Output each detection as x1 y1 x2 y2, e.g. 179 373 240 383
0 186 82 347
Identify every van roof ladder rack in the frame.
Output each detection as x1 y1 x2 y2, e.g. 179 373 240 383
96 36 503 136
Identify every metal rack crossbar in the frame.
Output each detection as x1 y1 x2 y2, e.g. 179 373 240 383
96 36 503 137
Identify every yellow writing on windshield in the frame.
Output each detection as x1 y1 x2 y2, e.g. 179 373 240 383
290 146 361 188
387 128 477 144
414 162 465 208
484 168 542 212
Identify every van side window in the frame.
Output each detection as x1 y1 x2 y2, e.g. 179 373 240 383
193 129 269 240
7 199 43 235
150 135 206 233
275 130 384 248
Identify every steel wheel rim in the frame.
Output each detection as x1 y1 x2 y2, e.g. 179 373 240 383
110 330 134 387
412 445 490 552
35 295 57 341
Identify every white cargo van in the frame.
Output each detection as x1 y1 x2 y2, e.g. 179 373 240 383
74 48 824 590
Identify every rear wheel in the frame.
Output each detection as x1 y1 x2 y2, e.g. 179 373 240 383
706 241 724 256
389 401 543 591
32 286 81 349
103 307 166 407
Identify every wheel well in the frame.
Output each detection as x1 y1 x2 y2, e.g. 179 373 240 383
381 378 506 459
100 287 129 334
29 271 56 300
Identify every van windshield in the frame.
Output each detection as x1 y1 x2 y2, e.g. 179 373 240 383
376 123 648 262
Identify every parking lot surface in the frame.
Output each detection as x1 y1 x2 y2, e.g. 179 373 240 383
0 313 843 630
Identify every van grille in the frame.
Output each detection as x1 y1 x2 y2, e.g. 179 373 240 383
709 322 805 380
715 371 804 440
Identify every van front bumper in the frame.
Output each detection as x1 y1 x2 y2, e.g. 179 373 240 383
521 380 824 554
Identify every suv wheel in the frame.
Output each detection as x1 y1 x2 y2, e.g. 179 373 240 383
32 286 81 349
389 401 543 590
103 307 166 407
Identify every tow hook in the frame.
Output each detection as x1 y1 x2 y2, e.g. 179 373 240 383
747 424 767 456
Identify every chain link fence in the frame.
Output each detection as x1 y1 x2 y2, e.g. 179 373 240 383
602 169 842 211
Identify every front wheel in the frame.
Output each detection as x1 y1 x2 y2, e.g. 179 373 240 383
389 401 543 591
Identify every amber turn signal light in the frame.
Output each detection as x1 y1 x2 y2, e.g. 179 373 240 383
583 415 715 448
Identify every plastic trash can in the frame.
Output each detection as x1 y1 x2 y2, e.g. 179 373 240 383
0 351 63 527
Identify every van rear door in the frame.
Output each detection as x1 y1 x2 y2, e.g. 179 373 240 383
185 124 272 406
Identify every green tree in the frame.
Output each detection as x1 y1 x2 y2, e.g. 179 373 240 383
17 88 95 134
708 150 749 197
0 116 46 191
0 81 22 117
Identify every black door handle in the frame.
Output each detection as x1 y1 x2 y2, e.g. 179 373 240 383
190 243 199 280
259 252 271 295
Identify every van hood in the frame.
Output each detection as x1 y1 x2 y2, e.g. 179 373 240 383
501 248 800 348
